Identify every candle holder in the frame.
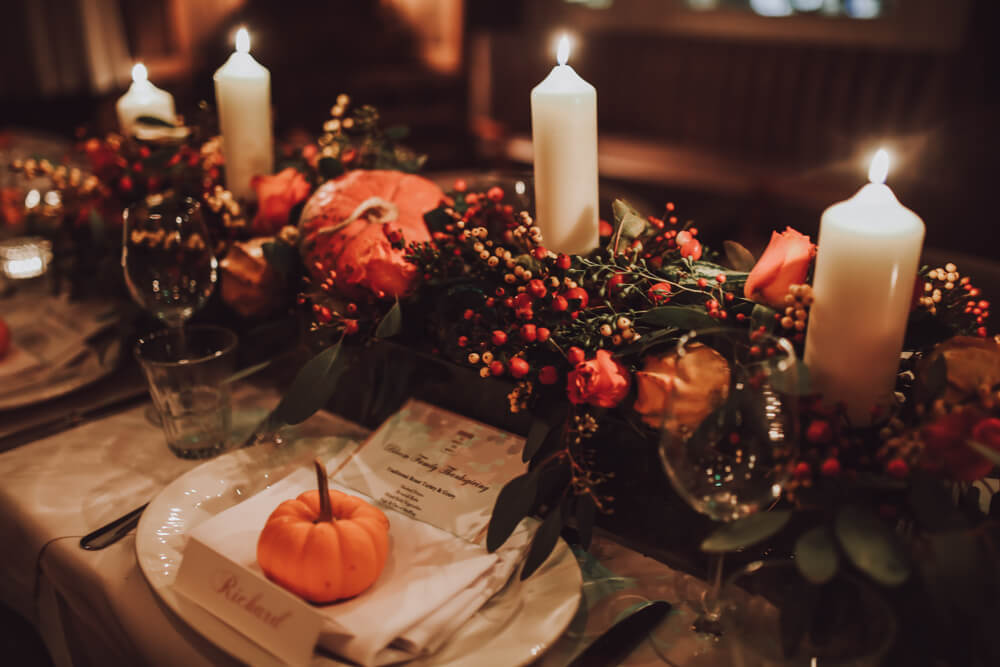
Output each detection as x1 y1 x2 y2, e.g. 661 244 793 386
0 236 53 281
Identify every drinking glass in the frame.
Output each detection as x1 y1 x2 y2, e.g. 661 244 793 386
723 561 896 666
122 194 217 348
655 327 799 649
135 325 237 459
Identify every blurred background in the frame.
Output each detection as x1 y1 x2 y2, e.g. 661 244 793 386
0 0 996 265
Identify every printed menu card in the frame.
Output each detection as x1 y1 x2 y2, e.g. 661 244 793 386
334 399 527 541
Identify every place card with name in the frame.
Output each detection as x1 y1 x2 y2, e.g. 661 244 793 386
333 399 526 541
175 537 322 667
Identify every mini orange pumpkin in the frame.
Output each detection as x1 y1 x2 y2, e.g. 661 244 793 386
257 459 390 603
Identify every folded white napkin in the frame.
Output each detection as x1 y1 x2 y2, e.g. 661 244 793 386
188 461 533 666
0 297 114 381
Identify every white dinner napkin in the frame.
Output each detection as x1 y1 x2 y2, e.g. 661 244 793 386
187 461 533 667
0 297 115 382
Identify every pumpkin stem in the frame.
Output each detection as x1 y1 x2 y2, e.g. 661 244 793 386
314 458 334 523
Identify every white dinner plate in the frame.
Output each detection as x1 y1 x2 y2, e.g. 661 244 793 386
136 421 583 667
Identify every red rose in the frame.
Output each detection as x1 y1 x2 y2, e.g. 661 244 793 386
921 409 1000 481
566 349 630 408
251 168 312 235
744 227 816 307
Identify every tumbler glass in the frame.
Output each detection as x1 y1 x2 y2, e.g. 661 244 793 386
135 325 237 459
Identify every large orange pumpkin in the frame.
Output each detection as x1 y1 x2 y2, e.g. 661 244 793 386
257 459 390 603
298 169 443 299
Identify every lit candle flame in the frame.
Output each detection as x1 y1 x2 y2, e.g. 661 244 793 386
557 35 570 66
235 27 250 54
869 148 889 185
131 63 148 84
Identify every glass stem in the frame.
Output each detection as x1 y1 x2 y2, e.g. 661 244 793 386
704 553 725 621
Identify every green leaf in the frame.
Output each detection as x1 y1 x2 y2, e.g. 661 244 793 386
374 300 402 339
967 439 1000 467
135 115 175 127
750 304 777 333
701 511 791 553
723 240 756 272
317 156 344 180
610 199 646 251
834 506 910 586
222 359 272 385
383 125 410 140
795 527 839 584
261 241 297 280
486 471 539 552
638 305 716 332
772 358 812 396
522 407 566 463
423 207 453 231
521 503 563 579
270 339 347 427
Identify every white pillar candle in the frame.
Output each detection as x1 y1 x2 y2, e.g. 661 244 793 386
804 149 925 424
530 35 599 256
213 27 274 201
115 64 175 136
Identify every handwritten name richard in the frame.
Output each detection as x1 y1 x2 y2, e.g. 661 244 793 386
215 574 292 629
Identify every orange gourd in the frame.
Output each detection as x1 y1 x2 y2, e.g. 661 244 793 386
257 459 390 603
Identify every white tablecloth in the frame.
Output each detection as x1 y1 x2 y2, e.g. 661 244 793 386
0 384 715 667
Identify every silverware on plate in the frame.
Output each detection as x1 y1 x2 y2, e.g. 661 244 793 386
79 503 149 550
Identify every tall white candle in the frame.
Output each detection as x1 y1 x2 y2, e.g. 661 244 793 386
115 64 175 136
214 27 274 201
804 149 925 424
530 36 599 256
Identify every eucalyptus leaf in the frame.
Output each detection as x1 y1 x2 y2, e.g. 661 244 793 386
375 300 403 339
384 125 410 140
523 407 565 463
834 506 910 586
750 304 777 334
521 504 563 579
486 470 539 552
771 359 812 396
270 339 346 427
701 511 791 553
795 527 839 584
318 156 345 180
723 240 756 272
638 305 717 332
966 439 1000 467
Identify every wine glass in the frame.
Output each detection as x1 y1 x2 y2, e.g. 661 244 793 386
122 194 218 349
653 327 799 656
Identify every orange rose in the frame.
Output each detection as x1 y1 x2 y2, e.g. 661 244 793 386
251 168 312 235
219 238 285 318
921 409 1000 481
567 349 630 408
632 343 731 433
744 227 816 307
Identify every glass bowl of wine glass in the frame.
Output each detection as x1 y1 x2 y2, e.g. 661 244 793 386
651 326 800 661
122 193 218 334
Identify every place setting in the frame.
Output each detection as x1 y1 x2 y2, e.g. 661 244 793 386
1 4 998 667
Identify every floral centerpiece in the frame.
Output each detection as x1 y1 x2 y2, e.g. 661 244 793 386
11 96 1000 664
